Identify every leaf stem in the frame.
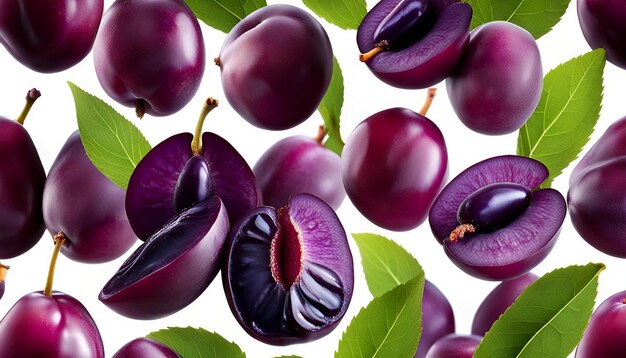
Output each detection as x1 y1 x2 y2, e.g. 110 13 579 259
191 98 219 155
16 89 41 125
44 232 66 297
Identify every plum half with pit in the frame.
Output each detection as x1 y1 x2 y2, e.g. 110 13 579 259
578 0 626 69
357 0 472 89
429 156 566 280
416 280 455 358
426 334 482 358
576 290 626 357
223 193 353 345
113 338 180 358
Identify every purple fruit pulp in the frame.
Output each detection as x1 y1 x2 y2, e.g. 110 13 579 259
254 135 345 210
113 338 180 358
374 0 432 46
94 0 205 117
0 0 103 73
416 280 455 358
578 0 626 69
426 334 482 358
576 291 626 357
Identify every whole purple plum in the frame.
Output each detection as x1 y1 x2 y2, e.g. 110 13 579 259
217 5 333 130
42 131 137 263
223 194 353 345
426 334 482 358
113 338 180 358
472 272 538 336
0 264 8 300
357 0 472 89
578 0 626 69
446 21 542 135
0 89 46 259
0 0 103 72
94 0 205 117
416 280 455 358
429 156 566 280
576 291 626 357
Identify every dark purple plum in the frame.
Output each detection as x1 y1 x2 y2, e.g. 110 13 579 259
253 129 345 210
576 291 626 357
357 0 472 89
42 131 137 263
471 272 538 336
0 0 103 73
113 338 180 358
426 334 482 358
126 99 260 240
578 0 626 69
446 21 542 135
0 264 8 300
93 0 205 117
416 280 455 358
0 89 46 259
217 4 333 130
223 194 353 345
100 196 229 320
429 156 566 281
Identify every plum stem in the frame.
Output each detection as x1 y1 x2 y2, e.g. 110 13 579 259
419 88 437 116
44 232 66 297
359 40 389 62
449 224 476 242
16 88 41 125
0 264 9 283
135 99 146 119
214 57 222 68
315 125 326 143
191 98 219 155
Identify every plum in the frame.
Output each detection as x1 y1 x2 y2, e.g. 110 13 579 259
342 90 448 231
223 194 353 345
93 0 205 117
217 4 333 130
426 334 482 358
0 264 8 300
113 338 180 358
253 127 345 210
446 21 543 135
126 98 260 240
429 156 566 280
576 291 626 357
357 0 472 89
578 0 626 69
0 89 46 259
471 272 538 336
0 0 103 73
416 280 455 358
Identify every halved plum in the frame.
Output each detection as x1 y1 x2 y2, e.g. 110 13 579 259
223 194 353 345
429 156 566 280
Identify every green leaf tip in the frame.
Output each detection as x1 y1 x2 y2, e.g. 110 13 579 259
184 0 267 33
302 0 367 30
147 326 246 358
318 56 345 156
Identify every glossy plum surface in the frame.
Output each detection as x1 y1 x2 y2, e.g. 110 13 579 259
0 0 103 73
446 21 542 135
0 291 104 357
254 136 345 210
218 5 333 130
429 156 566 280
576 290 626 357
113 338 180 358
416 280 455 358
94 0 205 117
342 107 448 231
357 0 471 89
426 334 482 358
42 131 137 263
373 0 432 46
223 194 353 345
578 0 626 69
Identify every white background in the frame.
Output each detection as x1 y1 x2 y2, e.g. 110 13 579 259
0 1 624 357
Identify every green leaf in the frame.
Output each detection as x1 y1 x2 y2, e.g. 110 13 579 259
302 0 366 30
184 0 266 33
68 82 151 190
352 233 423 297
335 275 424 358
474 263 605 358
517 49 605 187
467 0 572 39
147 327 246 358
318 56 345 155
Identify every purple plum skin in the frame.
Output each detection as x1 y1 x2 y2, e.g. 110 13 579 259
0 291 104 358
342 107 448 231
426 334 482 358
113 338 180 358
578 0 626 69
357 0 472 89
94 0 205 117
446 21 542 135
0 282 4 300
471 272 538 336
576 291 626 357
0 119 46 259
218 5 333 130
416 280 455 358
0 0 103 73
253 136 345 210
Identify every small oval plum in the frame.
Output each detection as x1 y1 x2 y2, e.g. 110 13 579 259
113 338 180 358
426 334 482 358
416 280 455 358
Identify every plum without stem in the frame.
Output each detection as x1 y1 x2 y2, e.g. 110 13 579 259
357 0 472 89
223 194 353 345
576 291 626 357
113 338 180 358
426 334 482 358
578 0 626 69
415 280 455 358
94 0 205 117
446 21 542 135
0 0 103 73
0 264 8 300
217 4 333 130
253 128 345 209
0 89 46 259
429 156 566 280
